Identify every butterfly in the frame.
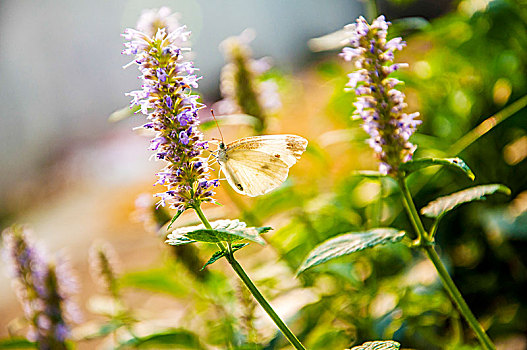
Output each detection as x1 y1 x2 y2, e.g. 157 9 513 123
216 135 308 197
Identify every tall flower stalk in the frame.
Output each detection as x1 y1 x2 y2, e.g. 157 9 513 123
123 15 305 350
2 225 81 349
341 15 420 176
215 30 281 134
122 25 218 211
341 16 495 349
89 241 121 300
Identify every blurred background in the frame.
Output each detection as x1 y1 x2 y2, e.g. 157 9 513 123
1 0 527 349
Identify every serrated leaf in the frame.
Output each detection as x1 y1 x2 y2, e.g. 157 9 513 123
116 329 205 349
0 339 37 349
297 228 405 274
421 184 511 218
201 243 249 270
165 235 196 246
108 105 140 122
201 251 225 271
350 340 400 350
400 157 475 180
167 209 185 230
166 219 269 246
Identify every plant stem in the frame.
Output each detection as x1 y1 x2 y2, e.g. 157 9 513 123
423 244 495 350
192 205 307 350
449 94 527 155
226 253 307 350
397 177 496 350
397 177 424 241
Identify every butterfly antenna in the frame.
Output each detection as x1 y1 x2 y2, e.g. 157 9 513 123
211 109 224 144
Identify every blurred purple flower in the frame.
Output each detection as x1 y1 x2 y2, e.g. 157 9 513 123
123 19 218 211
2 226 80 348
340 15 421 175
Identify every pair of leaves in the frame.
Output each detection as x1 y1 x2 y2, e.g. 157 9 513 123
349 340 400 350
166 219 271 246
297 228 405 274
421 184 511 218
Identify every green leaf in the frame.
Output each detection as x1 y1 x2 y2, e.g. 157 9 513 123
482 209 527 239
0 339 37 349
166 219 270 246
351 170 389 178
80 320 127 340
116 329 205 349
391 17 430 35
421 184 511 218
297 228 405 274
167 209 185 230
350 340 401 350
164 235 196 246
201 243 249 270
108 105 140 122
201 251 225 270
400 157 475 180
120 267 189 297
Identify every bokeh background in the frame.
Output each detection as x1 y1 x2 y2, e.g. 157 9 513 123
1 0 527 349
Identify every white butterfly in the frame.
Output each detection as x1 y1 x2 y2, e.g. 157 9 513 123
216 135 308 197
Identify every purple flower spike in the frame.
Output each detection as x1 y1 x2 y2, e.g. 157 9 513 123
123 9 217 210
1 226 80 348
341 15 421 175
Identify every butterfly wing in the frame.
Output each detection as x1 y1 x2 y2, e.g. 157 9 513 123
222 153 290 196
227 135 308 166
220 135 308 197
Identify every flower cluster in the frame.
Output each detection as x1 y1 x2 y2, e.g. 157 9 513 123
216 29 281 134
340 15 421 175
122 19 219 211
1 226 80 348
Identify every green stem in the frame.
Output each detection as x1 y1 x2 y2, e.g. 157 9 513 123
397 177 495 350
449 94 527 155
192 205 307 350
423 245 495 350
397 177 424 241
225 253 306 350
